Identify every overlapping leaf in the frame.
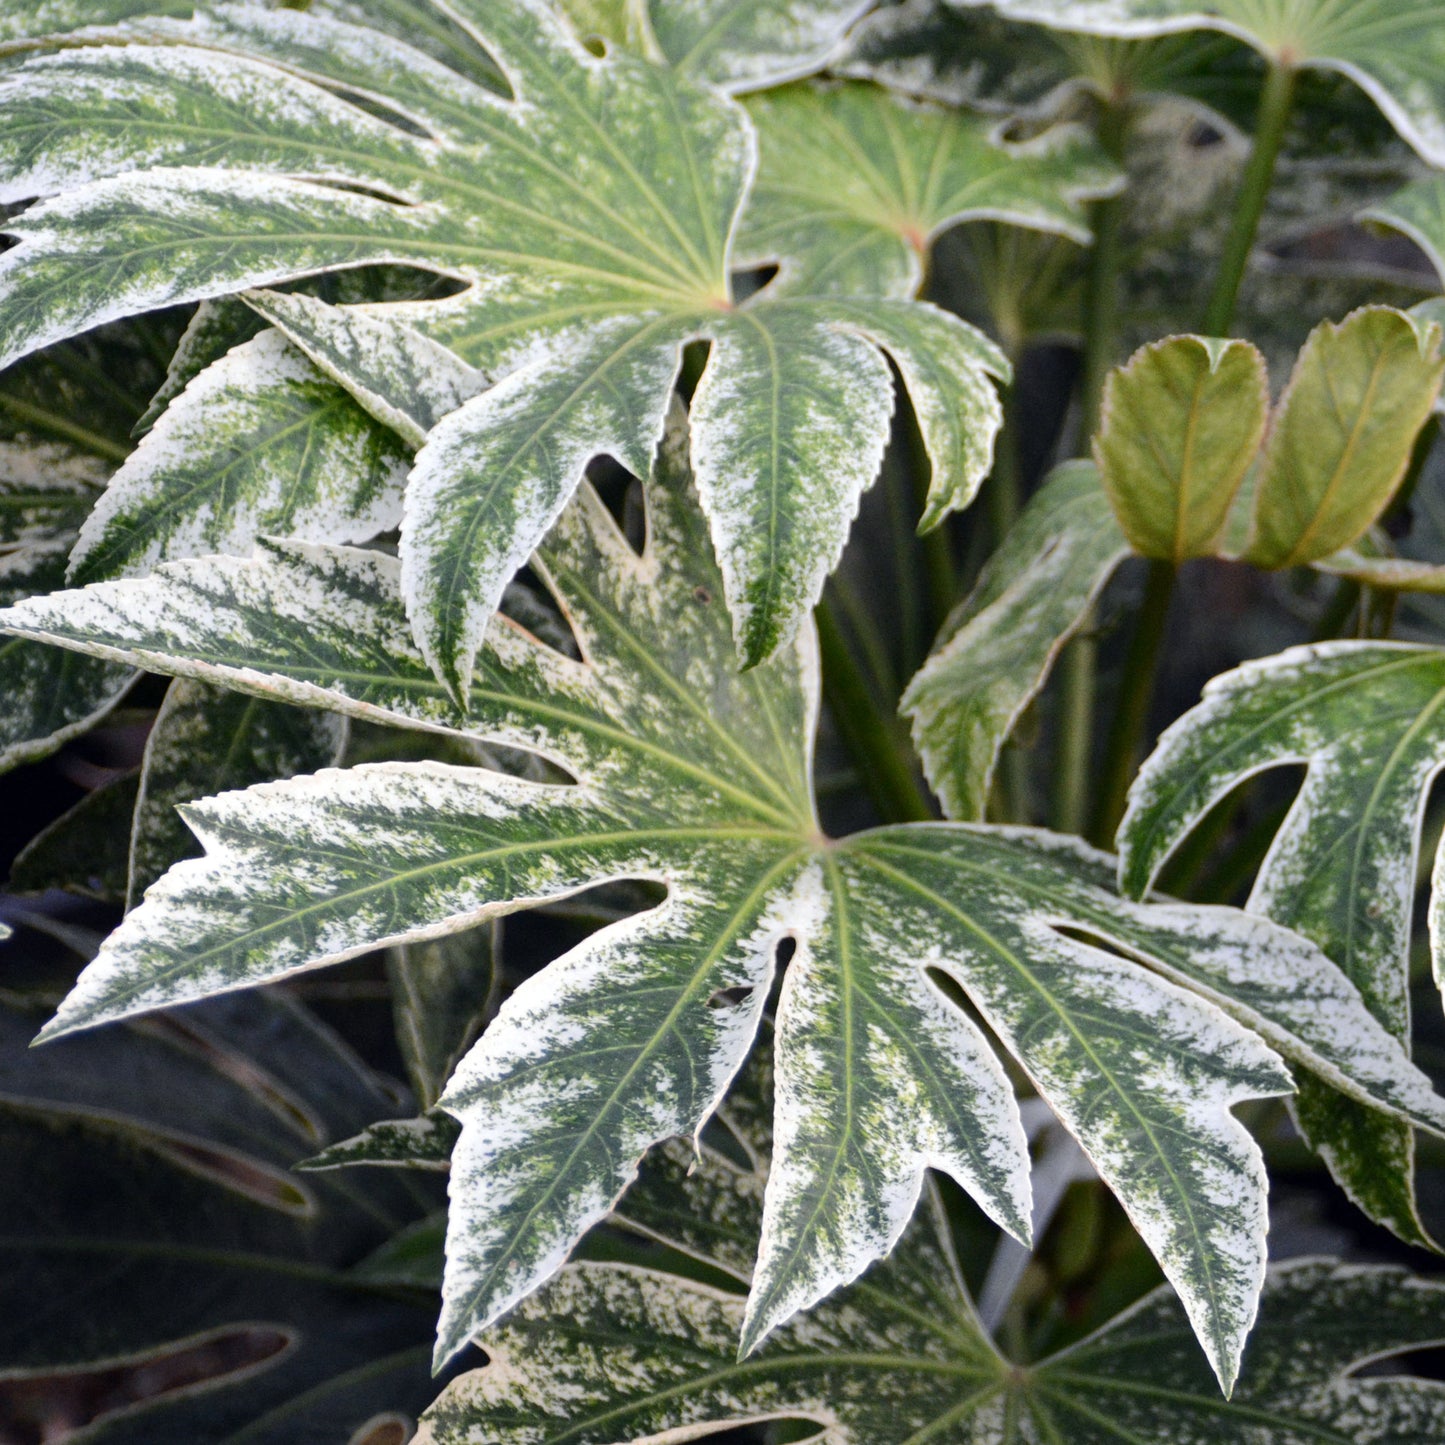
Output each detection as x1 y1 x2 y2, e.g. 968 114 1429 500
8 408 1445 1389
958 0 1445 169
902 461 1129 820
127 677 347 906
418 1106 1445 1444
0 440 133 772
0 0 1093 685
1120 642 1445 1246
906 309 1445 824
0 988 447 1441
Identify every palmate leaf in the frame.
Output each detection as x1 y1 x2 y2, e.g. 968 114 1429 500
8 410 1445 1391
958 0 1445 168
562 0 875 93
0 0 1092 687
837 0 1263 121
1118 642 1445 1247
0 988 447 1442
419 1110 1445 1445
733 79 1121 300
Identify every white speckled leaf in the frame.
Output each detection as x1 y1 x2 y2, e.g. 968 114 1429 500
736 80 1122 300
420 1128 1445 1445
241 289 486 448
641 0 874 92
127 676 347 908
957 0 1445 168
903 461 1131 821
1120 641 1445 1247
10 409 1445 1382
0 0 1011 679
0 438 107 547
69 329 411 585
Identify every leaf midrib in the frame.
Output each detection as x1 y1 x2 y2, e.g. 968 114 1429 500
856 840 1231 1368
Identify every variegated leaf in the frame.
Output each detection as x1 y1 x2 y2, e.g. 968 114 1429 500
69 328 412 585
734 80 1122 300
1119 641 1445 1247
420 1117 1445 1444
903 461 1130 821
615 0 873 93
837 0 1263 121
127 677 347 907
957 0 1445 169
305 1112 461 1173
0 0 1027 681
11 416 1445 1390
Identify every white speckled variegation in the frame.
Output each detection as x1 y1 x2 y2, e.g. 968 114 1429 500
10 414 1445 1386
420 1114 1445 1443
68 329 411 585
0 443 134 773
0 0 1070 681
1121 640 1445 1248
903 461 1131 821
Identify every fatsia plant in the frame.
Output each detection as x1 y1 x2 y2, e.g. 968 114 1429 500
417 1077 1445 1444
0 0 1123 693
7 405 1445 1394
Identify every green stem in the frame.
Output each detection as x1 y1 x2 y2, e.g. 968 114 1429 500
815 599 933 824
1201 60 1298 336
1053 632 1097 836
1080 103 1128 440
987 384 1023 542
1089 559 1176 847
1055 101 1127 835
905 405 959 634
1312 578 1361 641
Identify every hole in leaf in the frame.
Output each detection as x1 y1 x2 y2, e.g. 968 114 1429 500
1152 764 1305 906
500 564 583 661
578 33 608 57
707 984 755 1010
1184 118 1226 148
694 585 713 605
731 262 780 304
585 454 646 554
0 1327 290 1442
